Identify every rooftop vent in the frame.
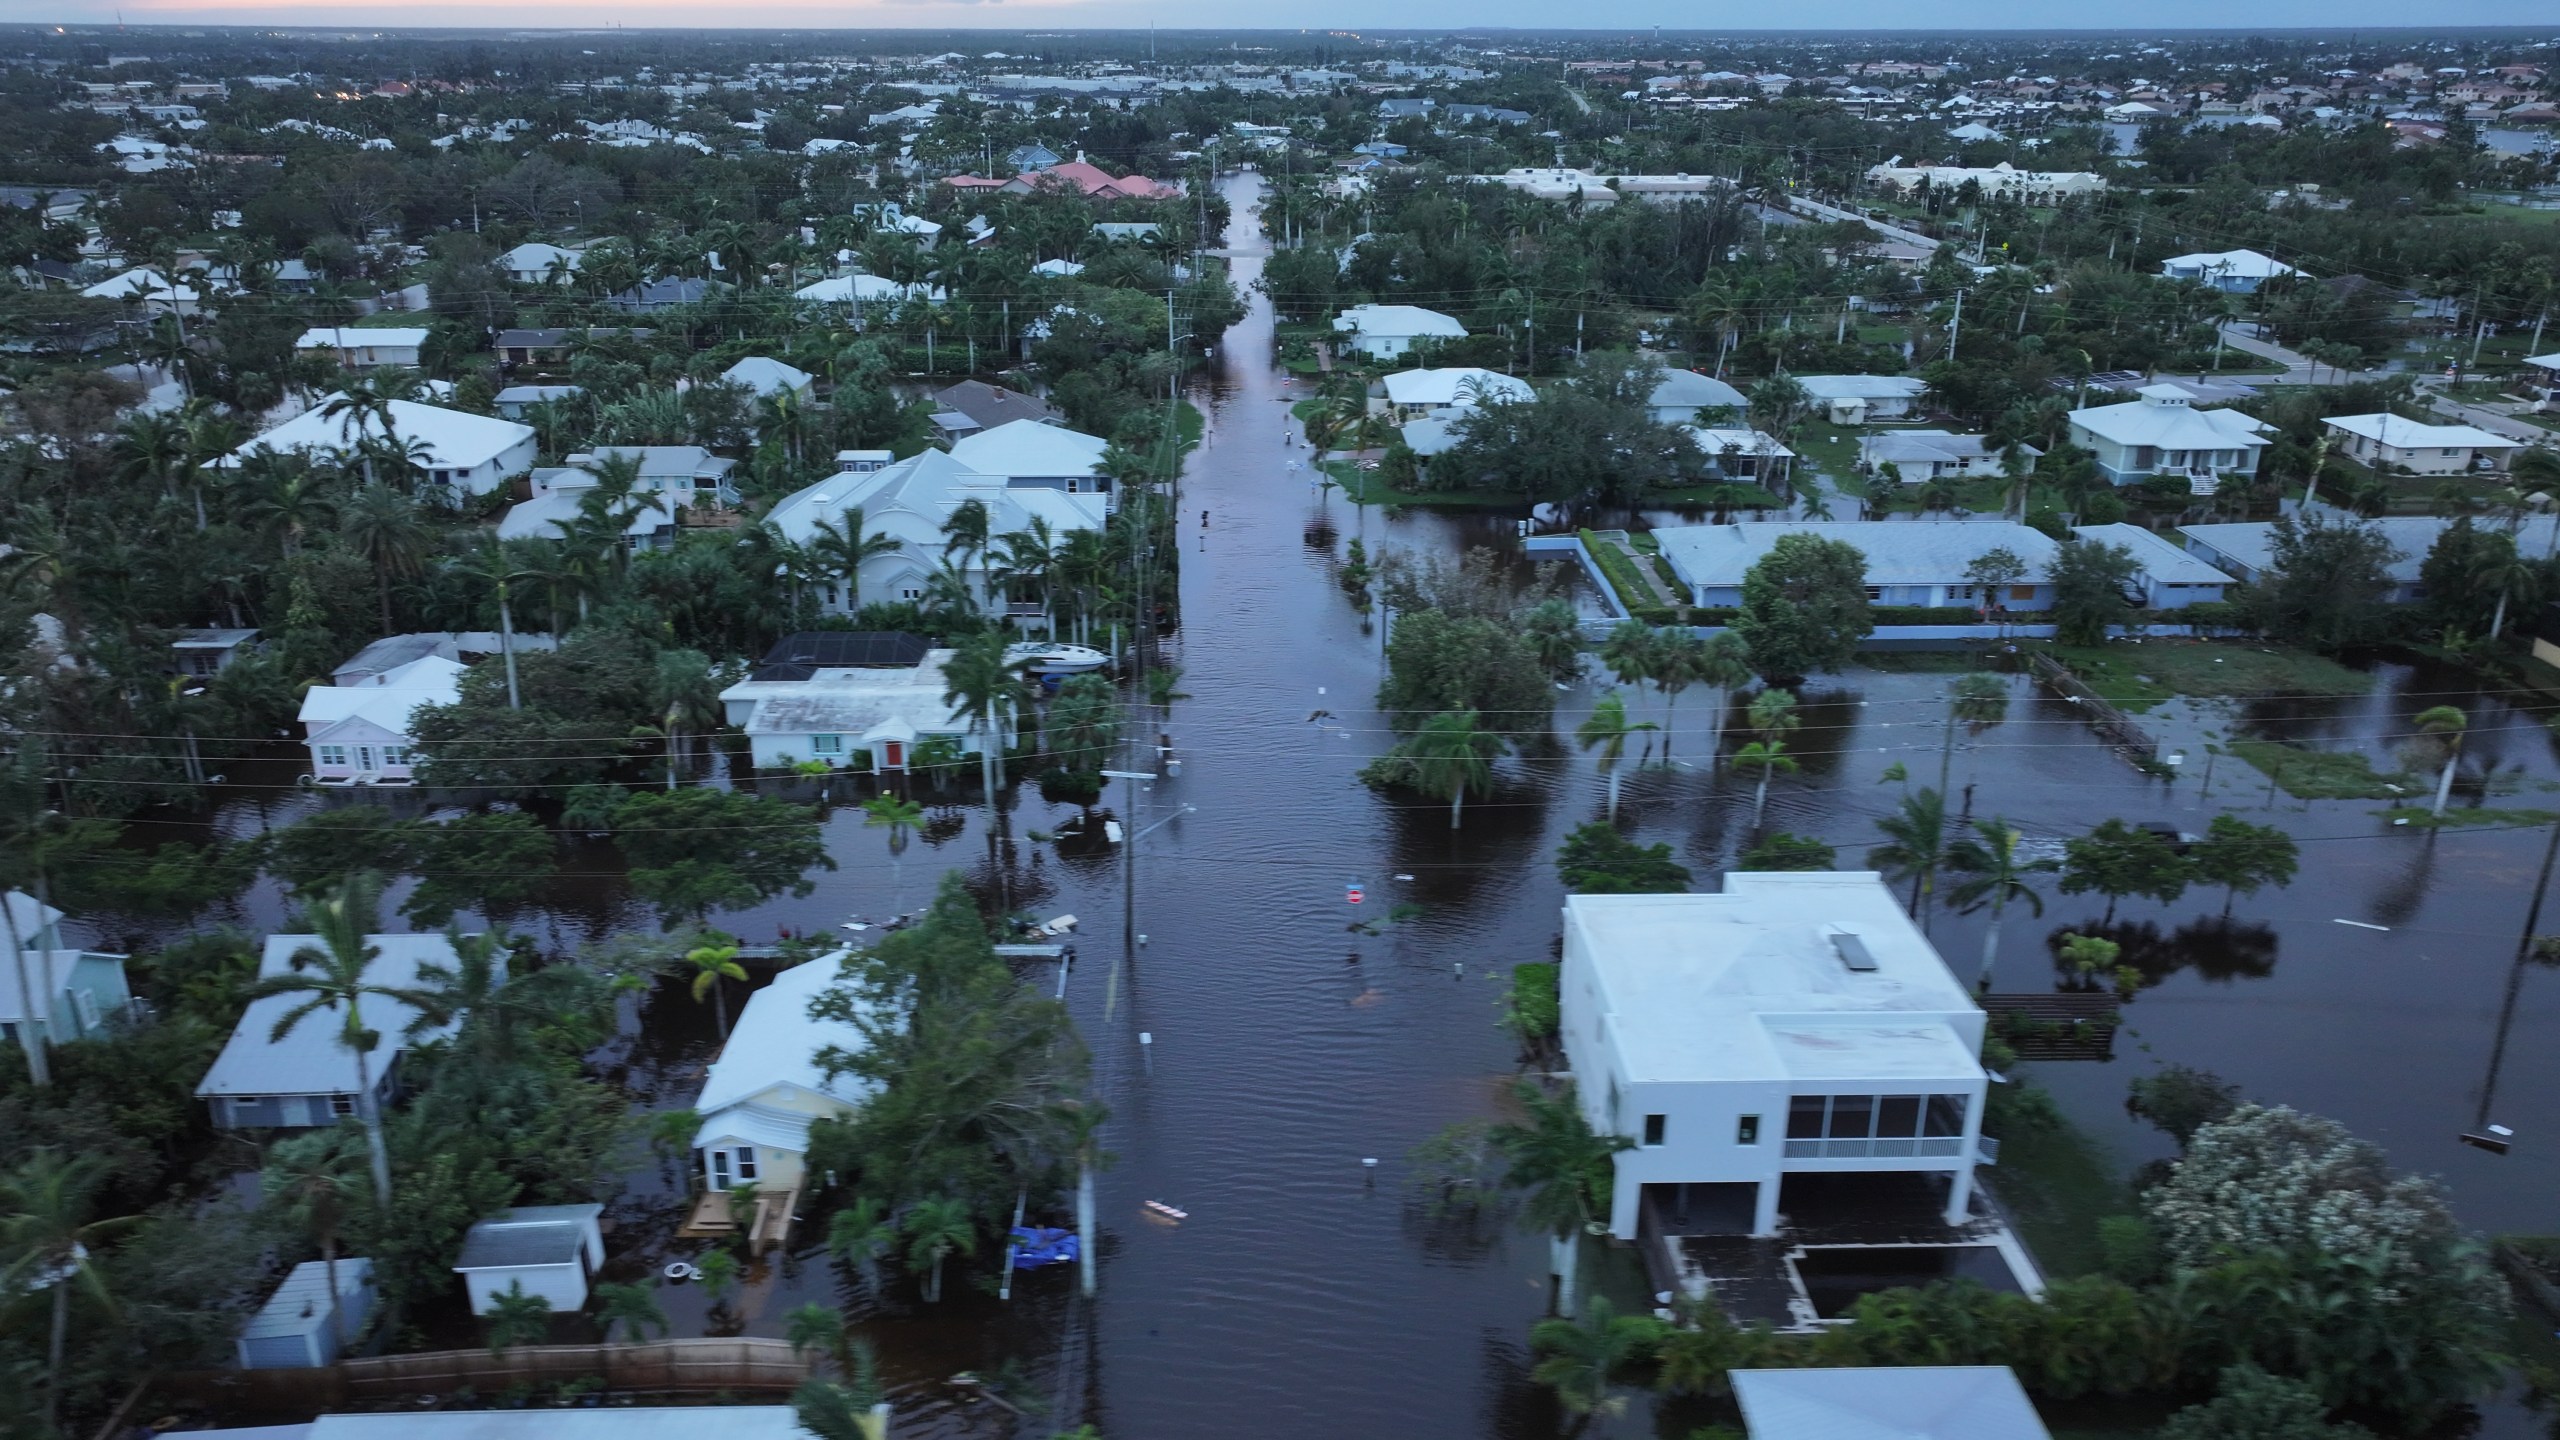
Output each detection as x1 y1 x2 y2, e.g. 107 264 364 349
1829 930 1879 973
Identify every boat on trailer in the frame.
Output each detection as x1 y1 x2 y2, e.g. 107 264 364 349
1005 641 1112 676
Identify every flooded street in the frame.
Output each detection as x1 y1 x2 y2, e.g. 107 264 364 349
119 173 2560 1437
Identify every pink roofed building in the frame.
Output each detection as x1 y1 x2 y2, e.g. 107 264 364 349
946 157 1182 200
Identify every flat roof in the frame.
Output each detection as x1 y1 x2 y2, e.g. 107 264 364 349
1569 874 1983 1087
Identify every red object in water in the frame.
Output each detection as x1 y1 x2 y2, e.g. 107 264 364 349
1347 884 1364 905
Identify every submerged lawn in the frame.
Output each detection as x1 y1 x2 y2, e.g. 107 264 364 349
2039 641 2370 713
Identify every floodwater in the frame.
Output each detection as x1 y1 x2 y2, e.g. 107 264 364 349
112 174 2560 1437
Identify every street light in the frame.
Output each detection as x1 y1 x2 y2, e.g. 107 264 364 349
1100 768 1158 1022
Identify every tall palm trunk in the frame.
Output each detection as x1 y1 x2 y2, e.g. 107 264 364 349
352 1046 392 1210
3 902 47 1085
2433 755 2459 818
1450 782 1465 830
1753 770 1772 827
1604 765 1620 821
1077 1157 1097 1298
497 581 521 711
1552 1230 1580 1317
47 1276 69 1427
1975 891 2008 992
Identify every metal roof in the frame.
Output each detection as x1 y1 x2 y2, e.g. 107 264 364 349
1733 1366 2051 1440
241 1258 373 1341
195 934 474 1099
453 1205 600 1271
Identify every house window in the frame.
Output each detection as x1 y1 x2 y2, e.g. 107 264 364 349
810 734 844 755
734 1147 759 1182
1947 585 1975 601
1864 585 1884 601
317 745 348 768
1642 1114 1666 1147
2009 585 2035 601
709 1149 732 1190
900 586 924 601
330 1094 356 1117
381 746 409 768
1736 1115 1761 1145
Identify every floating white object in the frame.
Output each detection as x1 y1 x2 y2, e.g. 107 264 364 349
1361 1157 1378 1167
1143 1200 1188 1221
2491 1124 2515 1137
1104 820 1125 844
662 1261 697 1281
2333 919 2390 931
1040 914 1079 935
840 921 870 932
1395 874 1415 881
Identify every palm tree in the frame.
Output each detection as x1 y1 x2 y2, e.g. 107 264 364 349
1491 1080 1631 1318
339 485 430 634
684 938 748 1037
1530 1298 1657 1433
2484 548 2542 639
807 507 900 612
1694 631 1754 766
862 794 924 911
1869 787 1952 923
1597 619 1656 695
317 373 411 488
2414 705 2468 818
595 1281 669 1342
1409 709 1503 829
261 1128 369 1349
481 1280 552 1353
902 1197 977 1303
1647 627 1711 760
792 1365 888 1440
650 649 722 790
941 630 1027 801
786 1302 860 1375
827 1196 896 1292
244 873 423 1209
237 464 339 558
1947 818 2051 992
1 1151 140 1429
1576 691 1655 821
1939 673 2008 795
990 518 1061 631
451 533 539 709
940 496 992 577
1736 688 1801 828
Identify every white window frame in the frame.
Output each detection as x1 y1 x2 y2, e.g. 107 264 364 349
733 1147 759 1182
317 745 349 768
381 745 409 768
810 734 844 755
709 1148 733 1190
330 1094 356 1117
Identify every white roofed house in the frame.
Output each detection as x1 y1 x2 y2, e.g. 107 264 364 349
1793 374 1929 425
2321 412 2521 476
495 240 583 286
453 1204 604 1312
1376 366 1534 422
502 445 739 551
296 654 463 785
2071 523 2236 608
2 890 136 1055
295 326 428 370
2522 352 2560 411
1558 874 1994 1242
81 266 199 317
2159 248 2303 293
722 356 816 402
1646 369 1747 425
1683 426 1798 487
1655 520 2061 611
1860 430 2037 483
1331 303 1468 362
2066 385 2274 492
717 642 990 775
195 931 483 1130
220 395 538 500
685 953 873 1249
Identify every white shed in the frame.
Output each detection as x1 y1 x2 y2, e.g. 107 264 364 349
453 1203 605 1313
237 1257 375 1369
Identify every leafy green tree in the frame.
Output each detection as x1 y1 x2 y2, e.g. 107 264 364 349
481 1279 552 1354
1596 619 1656 692
2416 518 2517 640
2189 815 2300 915
1575 691 1655 820
245 873 424 1209
1529 1297 1664 1429
1868 787 1952 922
1043 673 1120 773
1947 817 2052 991
2047 536 2143 646
595 1281 668 1343
1556 823 1692 894
399 812 558 928
1732 533 1870 683
2247 513 2401 653
1379 607 1556 743
609 788 833 929
1490 1080 1631 1319
2159 1364 2377 1440
1406 710 1504 829
902 1197 977 1304
2127 1065 2243 1149
2060 819 2192 922
1520 599 1586 684
1739 832 1834 871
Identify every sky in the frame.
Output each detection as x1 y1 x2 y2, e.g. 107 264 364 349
8 0 2557 32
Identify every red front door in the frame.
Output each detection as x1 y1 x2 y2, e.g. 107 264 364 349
884 741 905 769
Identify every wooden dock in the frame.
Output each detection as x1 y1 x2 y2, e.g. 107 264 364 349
679 1187 800 1253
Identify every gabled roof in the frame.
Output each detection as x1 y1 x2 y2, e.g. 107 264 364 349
454 1204 600 1270
2068 392 2274 450
691 954 874 1136
82 267 194 302
226 396 534 472
794 274 943 304
1648 370 1747 412
1381 367 1533 409
2070 522 2236 584
297 326 427 351
933 379 1062 430
1794 373 1929 400
296 656 465 736
723 357 814 396
2160 247 2301 280
763 448 1105 550
196 933 477 1098
1733 1366 2051 1440
2322 412 2519 451
1333 303 1467 341
949 418 1108 478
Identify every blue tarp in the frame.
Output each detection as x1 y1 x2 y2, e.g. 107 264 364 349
1009 1226 1080 1269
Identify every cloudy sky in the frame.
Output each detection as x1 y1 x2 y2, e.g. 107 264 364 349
9 0 2553 31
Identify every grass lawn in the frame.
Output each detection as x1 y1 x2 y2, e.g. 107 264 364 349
1988 1086 2129 1281
2228 740 2412 801
2378 804 2560 829
2038 641 2369 713
1788 427 1867 495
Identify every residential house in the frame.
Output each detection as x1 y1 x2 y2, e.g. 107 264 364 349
1794 374 1929 424
2065 385 2273 489
495 241 583 286
492 384 583 419
296 653 464 784
82 266 199 317
2179 516 2560 604
237 1259 376 1370
1028 258 1085 279
1859 431 2036 482
793 273 943 307
329 631 554 687
1463 168 1737 208
2070 523 2236 608
689 952 873 1196
172 626 259 676
717 640 991 773
949 419 1116 512
1443 103 1533 125
1558 874 1993 1240
221 396 538 499
943 158 1182 199
1005 142 1065 170
1654 521 2060 610
2 891 136 1053
2322 413 2520 475
2523 352 2560 411
1684 427 1798 487
453 1204 604 1313
503 445 737 549
1733 1367 2051 1440
295 327 427 370
1375 98 1435 120
763 443 1108 618
722 356 815 402
1647 370 1747 424
494 328 572 369
931 378 1064 439
196 932 479 1129
607 276 716 313
1332 303 1468 362
1861 160 2105 203
2159 247 2304 292
1377 366 1534 421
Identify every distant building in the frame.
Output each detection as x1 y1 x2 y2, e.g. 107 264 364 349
1464 167 1732 208
1860 431 2036 483
172 627 259 677
1734 1366 2052 1440
717 643 991 774
453 1204 604 1313
495 241 583 286
2179 515 2560 605
2 891 135 1054
2070 523 2235 608
2321 412 2519 475
294 326 427 370
931 378 1064 439
237 1258 376 1370
221 396 537 499
2159 247 2304 292
722 356 815 402
1863 159 2105 204
1378 366 1533 420
1647 370 1748 424
1794 374 1929 425
944 158 1181 199
1332 302 1468 361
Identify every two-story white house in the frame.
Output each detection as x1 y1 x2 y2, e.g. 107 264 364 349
2065 385 2274 490
1332 303 1468 361
296 654 464 785
763 446 1105 620
1558 874 1992 1241
717 639 990 775
1653 521 2061 611
689 953 874 1198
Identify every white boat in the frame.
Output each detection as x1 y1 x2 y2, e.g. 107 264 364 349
1005 641 1112 676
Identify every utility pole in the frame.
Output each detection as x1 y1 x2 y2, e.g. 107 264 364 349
2469 820 2560 1149
1946 288 1965 362
1100 768 1157 1024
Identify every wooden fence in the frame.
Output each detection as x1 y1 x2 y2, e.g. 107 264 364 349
2023 650 2160 766
160 1339 812 1414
